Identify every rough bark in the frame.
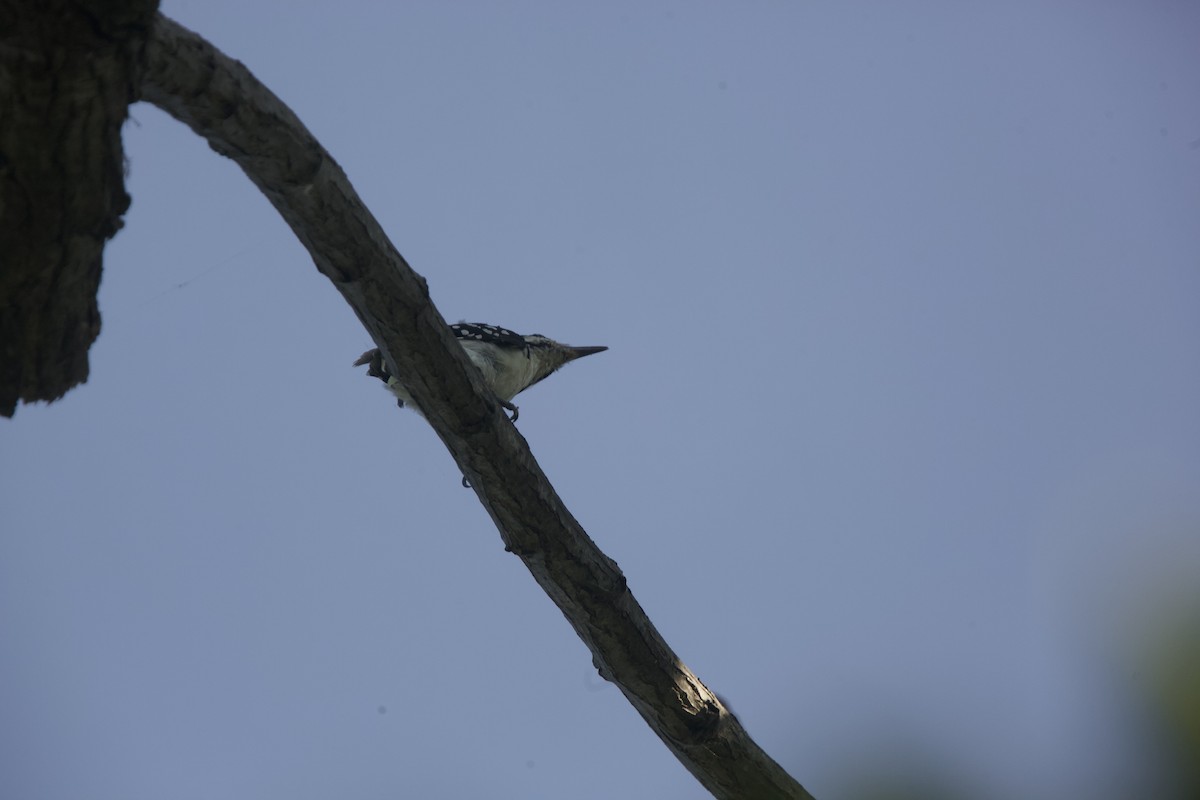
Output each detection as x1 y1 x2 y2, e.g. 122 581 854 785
139 15 814 800
0 0 159 417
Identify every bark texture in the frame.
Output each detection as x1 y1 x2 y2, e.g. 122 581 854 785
140 15 814 800
0 0 158 417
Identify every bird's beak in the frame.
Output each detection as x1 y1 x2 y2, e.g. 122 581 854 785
566 345 608 362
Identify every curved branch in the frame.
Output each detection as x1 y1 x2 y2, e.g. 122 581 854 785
139 15 813 799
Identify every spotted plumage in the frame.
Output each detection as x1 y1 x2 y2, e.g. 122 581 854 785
355 322 606 422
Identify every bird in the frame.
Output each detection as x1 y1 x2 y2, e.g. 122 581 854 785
354 322 607 422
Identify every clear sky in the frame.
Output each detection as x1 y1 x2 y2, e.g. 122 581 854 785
3 3 1199 799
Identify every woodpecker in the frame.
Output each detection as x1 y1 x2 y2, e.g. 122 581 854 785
354 322 607 421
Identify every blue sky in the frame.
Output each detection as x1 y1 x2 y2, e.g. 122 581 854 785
2 3 1199 798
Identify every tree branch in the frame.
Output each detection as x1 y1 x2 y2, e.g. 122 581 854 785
139 14 813 799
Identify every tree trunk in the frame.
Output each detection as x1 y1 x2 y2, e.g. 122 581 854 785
0 0 158 417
